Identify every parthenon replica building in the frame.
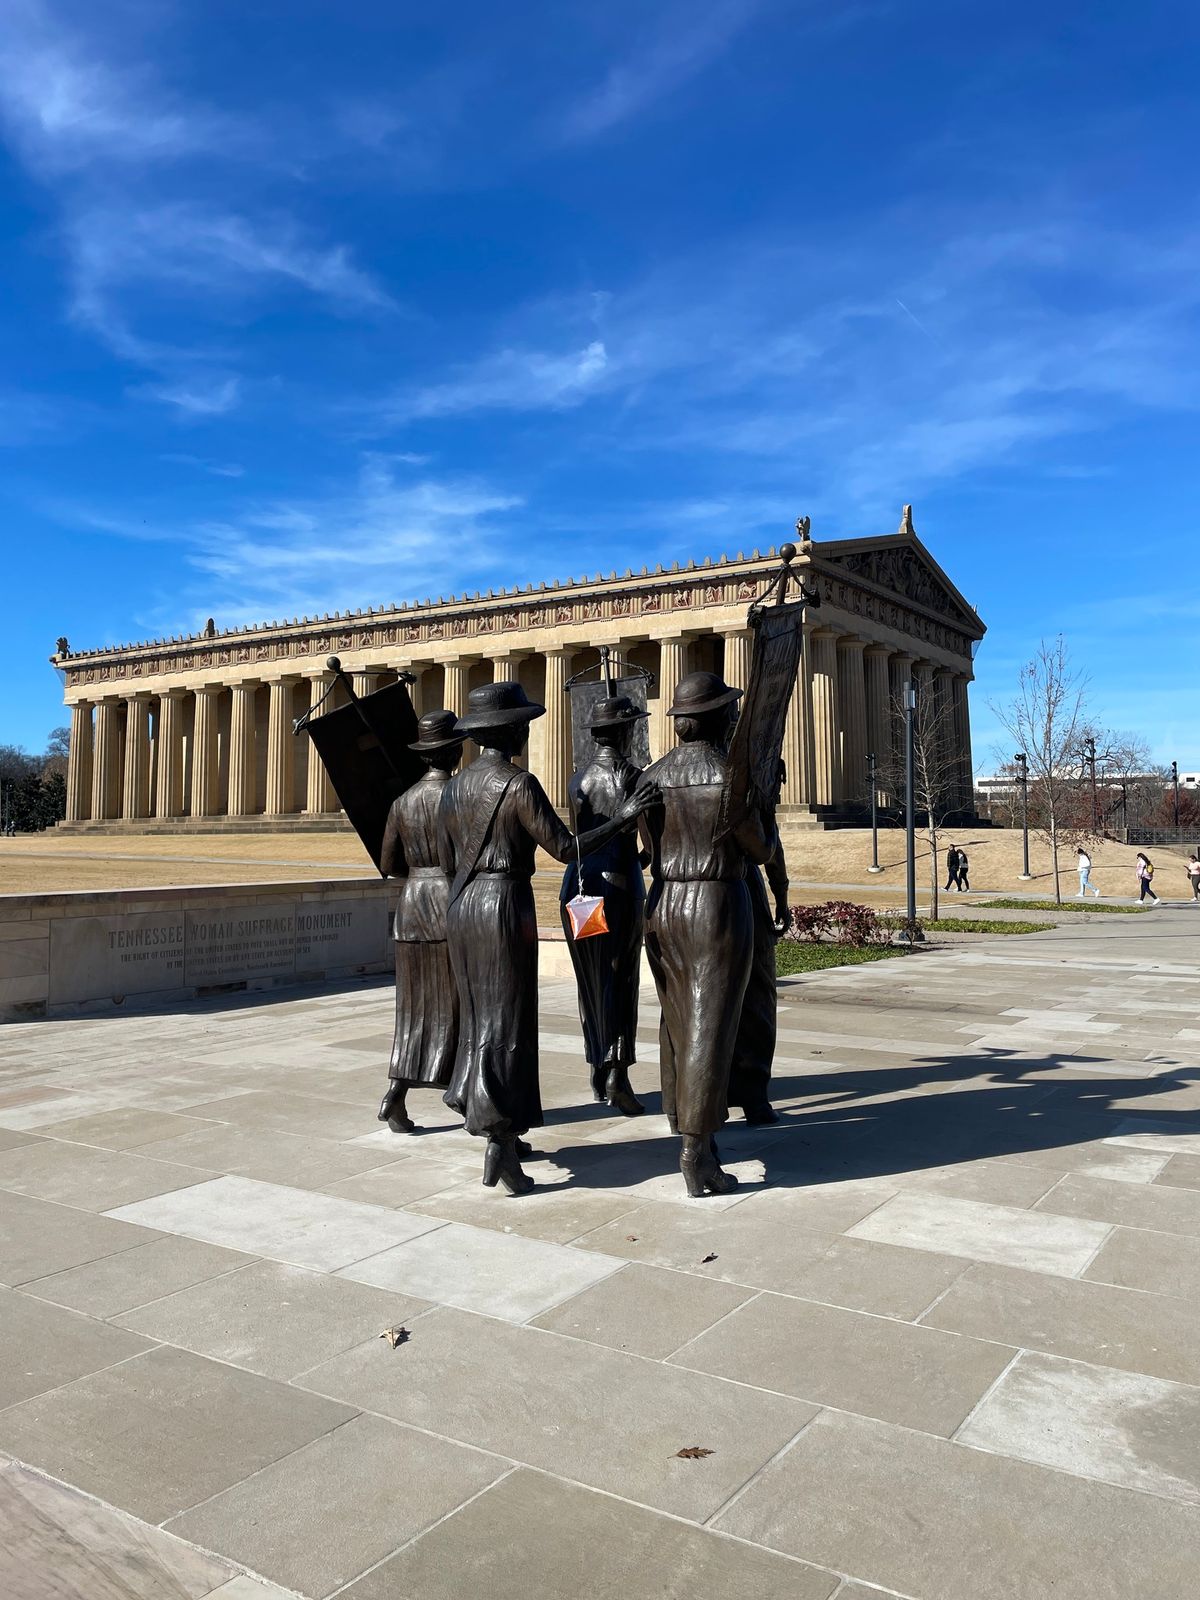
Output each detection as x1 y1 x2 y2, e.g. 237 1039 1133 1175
53 510 984 832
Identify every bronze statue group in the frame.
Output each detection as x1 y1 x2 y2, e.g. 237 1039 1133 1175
377 670 789 1201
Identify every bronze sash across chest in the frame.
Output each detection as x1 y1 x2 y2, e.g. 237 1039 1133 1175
447 769 518 908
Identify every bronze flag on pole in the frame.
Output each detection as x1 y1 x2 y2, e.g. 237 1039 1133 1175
717 534 821 839
300 676 423 873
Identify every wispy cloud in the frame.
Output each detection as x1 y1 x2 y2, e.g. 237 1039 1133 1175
394 340 608 420
561 1 763 141
161 453 246 478
134 377 243 418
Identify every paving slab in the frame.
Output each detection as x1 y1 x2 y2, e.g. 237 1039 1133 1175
337 1468 840 1600
0 1141 209 1213
298 1306 816 1521
716 1409 1200 1600
338 1220 624 1322
531 1263 755 1357
32 1108 220 1151
168 1413 506 1598
131 1124 406 1189
0 1190 159 1286
1083 1225 1200 1300
116 1260 432 1379
0 1286 154 1409
847 1190 1111 1275
958 1349 1200 1502
1035 1171 1200 1235
20 1236 253 1318
106 1175 443 1271
672 1290 1015 1435
923 1260 1200 1385
0 1345 357 1524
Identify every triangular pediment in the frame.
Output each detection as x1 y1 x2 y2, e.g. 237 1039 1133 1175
815 533 984 635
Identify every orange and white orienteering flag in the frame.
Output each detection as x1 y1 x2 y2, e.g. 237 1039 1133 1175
565 894 609 941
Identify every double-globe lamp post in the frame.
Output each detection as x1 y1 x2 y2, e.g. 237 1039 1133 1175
902 682 923 940
867 751 882 873
1015 751 1032 880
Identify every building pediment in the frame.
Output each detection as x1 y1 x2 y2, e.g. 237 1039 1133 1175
815 534 983 637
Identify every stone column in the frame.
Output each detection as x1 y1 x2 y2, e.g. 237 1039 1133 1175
864 646 892 805
227 681 259 817
953 673 975 810
121 695 152 819
351 670 380 701
654 635 688 759
542 648 572 807
933 669 955 805
265 678 296 816
809 629 840 807
888 654 915 782
721 628 752 695
302 672 337 814
190 686 221 818
442 660 469 718
66 702 93 822
837 637 868 808
154 691 185 818
493 654 528 767
91 699 120 820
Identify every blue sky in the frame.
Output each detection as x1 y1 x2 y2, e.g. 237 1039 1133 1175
1 0 1197 769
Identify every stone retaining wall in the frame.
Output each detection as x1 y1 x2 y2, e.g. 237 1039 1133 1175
0 878 400 1022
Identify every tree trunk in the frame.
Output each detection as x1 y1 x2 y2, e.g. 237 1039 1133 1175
1050 819 1061 904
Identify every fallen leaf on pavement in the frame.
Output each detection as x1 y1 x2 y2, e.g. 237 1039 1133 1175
380 1327 409 1348
675 1447 715 1459
700 1252 718 1263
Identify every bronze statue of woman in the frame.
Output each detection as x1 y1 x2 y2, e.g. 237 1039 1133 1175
377 710 464 1133
639 670 776 1197
440 682 654 1195
559 694 649 1117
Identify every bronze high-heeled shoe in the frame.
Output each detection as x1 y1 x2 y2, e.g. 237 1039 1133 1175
482 1136 535 1195
680 1135 739 1198
377 1084 415 1133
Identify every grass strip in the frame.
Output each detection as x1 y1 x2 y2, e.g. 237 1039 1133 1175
776 943 908 975
975 897 1143 914
923 917 1051 935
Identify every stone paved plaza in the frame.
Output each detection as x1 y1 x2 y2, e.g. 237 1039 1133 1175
2 910 1199 1599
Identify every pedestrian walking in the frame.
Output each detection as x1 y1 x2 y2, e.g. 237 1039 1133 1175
1135 852 1160 905
955 847 971 892
944 844 961 891
1186 853 1200 903
1076 847 1100 898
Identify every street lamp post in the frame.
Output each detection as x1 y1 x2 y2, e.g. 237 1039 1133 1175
902 683 923 940
1016 752 1032 880
1171 761 1180 830
867 751 882 873
1083 735 1098 829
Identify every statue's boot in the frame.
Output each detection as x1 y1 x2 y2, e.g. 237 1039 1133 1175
739 1097 780 1125
590 1063 609 1104
605 1066 645 1117
515 1137 534 1159
680 1134 739 1198
377 1083 415 1133
482 1135 535 1196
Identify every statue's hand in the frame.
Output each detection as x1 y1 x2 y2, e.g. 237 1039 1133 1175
620 780 660 824
773 904 790 939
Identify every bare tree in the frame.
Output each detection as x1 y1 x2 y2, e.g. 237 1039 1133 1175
881 680 962 918
991 638 1090 904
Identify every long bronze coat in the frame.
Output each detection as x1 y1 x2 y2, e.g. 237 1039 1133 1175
640 741 755 1137
439 753 575 1137
728 831 788 1109
559 747 646 1098
379 769 457 1088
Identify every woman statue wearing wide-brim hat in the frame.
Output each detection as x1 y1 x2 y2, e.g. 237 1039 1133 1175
377 709 465 1133
559 694 650 1117
439 681 656 1194
638 670 776 1196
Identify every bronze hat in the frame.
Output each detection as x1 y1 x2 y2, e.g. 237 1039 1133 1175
454 679 546 735
587 694 649 730
408 709 464 754
665 669 743 718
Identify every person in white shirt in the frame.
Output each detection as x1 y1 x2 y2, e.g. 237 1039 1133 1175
1076 848 1100 898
